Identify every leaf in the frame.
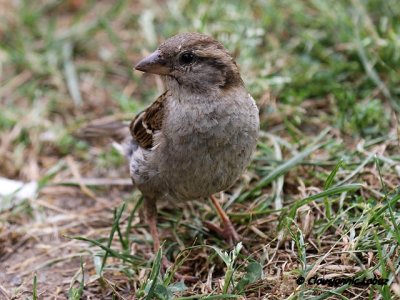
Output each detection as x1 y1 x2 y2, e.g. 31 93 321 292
206 245 230 266
235 262 263 293
154 283 172 300
167 281 187 293
68 288 81 300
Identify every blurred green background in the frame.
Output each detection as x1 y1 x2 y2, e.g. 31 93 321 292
1 1 398 175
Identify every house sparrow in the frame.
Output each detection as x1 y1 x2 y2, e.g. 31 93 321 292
130 32 259 252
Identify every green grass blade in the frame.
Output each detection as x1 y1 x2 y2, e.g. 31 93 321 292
288 184 362 220
324 159 343 190
68 257 85 300
368 192 400 225
374 155 388 197
334 152 374 187
124 196 143 251
69 235 142 265
145 247 162 300
100 202 126 275
323 158 343 218
32 273 38 300
239 142 326 202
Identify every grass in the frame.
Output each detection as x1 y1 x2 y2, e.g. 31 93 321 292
0 0 399 299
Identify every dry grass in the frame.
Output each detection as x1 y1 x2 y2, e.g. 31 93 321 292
0 0 399 299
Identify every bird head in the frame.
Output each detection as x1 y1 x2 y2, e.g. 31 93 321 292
135 33 243 92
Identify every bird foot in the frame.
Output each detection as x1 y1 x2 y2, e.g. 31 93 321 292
203 220 241 246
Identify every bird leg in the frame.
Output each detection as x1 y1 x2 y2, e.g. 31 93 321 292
144 198 160 252
205 194 241 245
143 198 198 282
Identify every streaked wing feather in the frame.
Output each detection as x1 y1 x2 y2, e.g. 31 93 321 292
129 91 168 149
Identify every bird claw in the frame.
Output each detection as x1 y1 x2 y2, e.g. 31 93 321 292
203 220 241 246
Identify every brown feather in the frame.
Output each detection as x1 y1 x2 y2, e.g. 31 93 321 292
77 119 129 143
129 91 169 149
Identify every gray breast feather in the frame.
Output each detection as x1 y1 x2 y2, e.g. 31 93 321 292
128 90 259 202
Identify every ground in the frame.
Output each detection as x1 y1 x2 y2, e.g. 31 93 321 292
0 0 399 299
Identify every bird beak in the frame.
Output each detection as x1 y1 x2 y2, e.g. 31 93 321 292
134 50 170 75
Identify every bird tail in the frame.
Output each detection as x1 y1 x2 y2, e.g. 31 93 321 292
77 118 130 143
76 117 132 157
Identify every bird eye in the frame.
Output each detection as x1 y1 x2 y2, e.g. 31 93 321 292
179 52 196 65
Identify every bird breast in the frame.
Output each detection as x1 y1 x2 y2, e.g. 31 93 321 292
151 88 259 201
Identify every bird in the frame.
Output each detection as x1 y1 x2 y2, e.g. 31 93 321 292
129 32 259 253
82 32 259 262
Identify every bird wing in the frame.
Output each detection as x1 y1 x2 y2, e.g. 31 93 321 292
129 90 169 149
